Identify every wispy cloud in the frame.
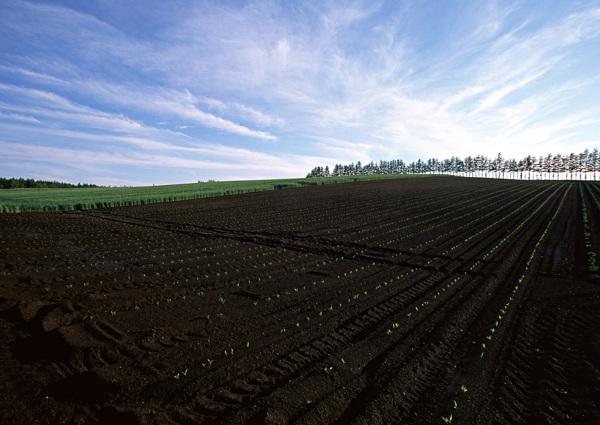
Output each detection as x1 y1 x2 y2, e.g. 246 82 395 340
1 0 599 184
0 110 40 124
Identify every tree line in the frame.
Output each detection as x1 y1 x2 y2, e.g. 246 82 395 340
0 177 101 189
306 149 600 180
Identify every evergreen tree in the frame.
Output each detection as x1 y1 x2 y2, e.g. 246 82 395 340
591 148 599 180
305 148 598 180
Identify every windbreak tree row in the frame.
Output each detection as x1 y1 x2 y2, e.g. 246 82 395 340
307 148 600 180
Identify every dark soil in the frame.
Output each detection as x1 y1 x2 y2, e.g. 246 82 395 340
1 176 599 424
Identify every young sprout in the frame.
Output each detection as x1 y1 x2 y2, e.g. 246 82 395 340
442 414 453 424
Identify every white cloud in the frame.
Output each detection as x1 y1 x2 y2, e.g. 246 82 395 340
0 139 323 184
77 82 279 140
1 0 599 184
0 110 40 124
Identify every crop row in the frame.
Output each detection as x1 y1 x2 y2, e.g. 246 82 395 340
0 175 423 213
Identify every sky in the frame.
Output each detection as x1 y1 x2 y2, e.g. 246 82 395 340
1 0 599 186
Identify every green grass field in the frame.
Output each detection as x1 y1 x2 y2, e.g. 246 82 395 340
0 174 425 213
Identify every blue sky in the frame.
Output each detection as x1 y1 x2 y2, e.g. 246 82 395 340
1 0 599 186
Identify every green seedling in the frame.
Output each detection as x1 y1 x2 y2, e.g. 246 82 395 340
442 414 453 424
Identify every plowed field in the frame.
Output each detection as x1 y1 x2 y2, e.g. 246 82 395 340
1 176 599 424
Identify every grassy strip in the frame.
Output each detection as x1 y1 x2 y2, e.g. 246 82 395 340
0 174 425 213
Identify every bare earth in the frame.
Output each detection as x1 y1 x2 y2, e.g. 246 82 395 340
1 176 599 424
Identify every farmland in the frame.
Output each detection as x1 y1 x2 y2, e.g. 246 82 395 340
0 176 599 424
0 174 418 213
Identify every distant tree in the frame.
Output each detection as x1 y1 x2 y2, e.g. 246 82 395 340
533 156 543 179
491 153 503 178
565 153 576 180
591 148 599 180
580 150 589 180
473 155 485 177
551 154 564 179
305 148 598 181
455 157 465 175
0 177 100 189
542 154 552 179
522 155 533 180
